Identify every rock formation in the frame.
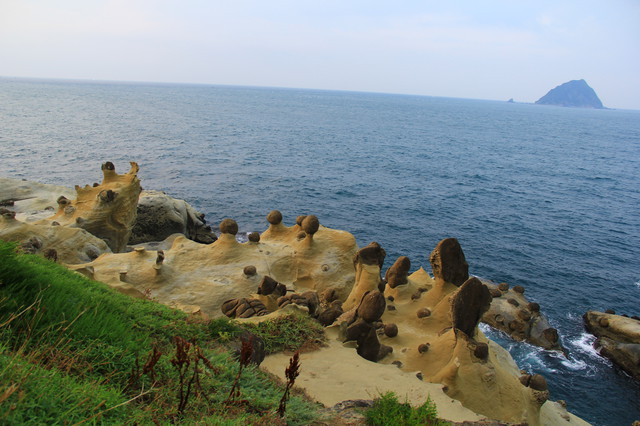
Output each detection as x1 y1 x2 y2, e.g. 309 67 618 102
129 190 216 245
535 79 604 109
42 162 142 252
481 280 564 352
583 311 640 380
428 238 469 287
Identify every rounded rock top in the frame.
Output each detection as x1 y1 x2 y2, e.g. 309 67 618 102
267 210 283 225
219 218 239 235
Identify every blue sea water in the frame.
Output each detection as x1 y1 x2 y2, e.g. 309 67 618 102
1 77 639 425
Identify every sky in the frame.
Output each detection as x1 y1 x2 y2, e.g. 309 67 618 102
1 0 639 109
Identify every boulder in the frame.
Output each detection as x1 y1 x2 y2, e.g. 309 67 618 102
385 256 411 288
429 238 469 286
451 277 492 338
129 190 216 245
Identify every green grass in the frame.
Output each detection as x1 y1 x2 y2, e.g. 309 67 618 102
365 391 450 426
241 312 326 354
0 241 320 424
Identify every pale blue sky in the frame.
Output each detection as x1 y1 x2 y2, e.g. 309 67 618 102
1 0 638 109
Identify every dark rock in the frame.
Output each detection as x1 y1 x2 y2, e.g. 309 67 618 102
44 248 58 262
318 303 343 326
266 210 283 225
387 295 395 302
219 218 238 235
301 215 319 235
384 323 398 338
231 331 266 366
451 277 492 338
474 342 489 359
507 298 520 307
536 79 604 109
518 309 532 322
528 302 540 313
490 289 502 298
418 343 430 354
278 291 319 315
387 305 396 311
356 291 386 323
221 298 268 318
248 232 260 243
605 309 616 314
416 308 431 318
529 374 548 391
258 275 278 294
385 256 411 288
353 241 386 269
429 238 469 286
513 285 525 294
498 282 509 291
243 266 257 276
356 327 381 362
411 291 422 301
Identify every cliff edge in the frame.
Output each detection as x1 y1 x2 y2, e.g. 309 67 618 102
536 79 604 109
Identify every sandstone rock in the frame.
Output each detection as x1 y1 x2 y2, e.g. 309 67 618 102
584 311 640 379
45 162 142 253
429 238 469 286
451 277 492 338
385 256 411 288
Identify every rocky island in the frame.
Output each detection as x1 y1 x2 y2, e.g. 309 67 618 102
0 162 598 425
536 79 604 108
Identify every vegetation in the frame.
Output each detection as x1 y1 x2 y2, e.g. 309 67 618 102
365 391 450 426
0 241 320 424
241 312 326 354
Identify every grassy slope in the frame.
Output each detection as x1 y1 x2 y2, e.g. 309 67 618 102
0 241 320 424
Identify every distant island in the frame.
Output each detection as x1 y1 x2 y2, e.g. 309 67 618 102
535 79 604 108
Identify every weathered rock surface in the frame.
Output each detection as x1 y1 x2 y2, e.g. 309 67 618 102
43 162 142 252
481 280 564 352
129 190 216 245
68 212 358 316
429 238 469 287
584 311 640 380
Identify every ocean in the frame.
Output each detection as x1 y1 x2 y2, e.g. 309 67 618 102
1 77 639 425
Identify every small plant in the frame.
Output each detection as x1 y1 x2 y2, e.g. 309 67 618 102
365 391 449 426
170 336 215 415
276 350 300 417
225 336 253 405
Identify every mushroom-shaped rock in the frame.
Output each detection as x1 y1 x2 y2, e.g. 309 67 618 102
529 374 548 391
301 215 320 235
219 218 238 235
248 232 260 243
267 210 283 225
429 238 469 286
353 241 386 269
385 256 411 289
356 291 386 323
451 277 492 338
